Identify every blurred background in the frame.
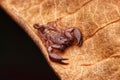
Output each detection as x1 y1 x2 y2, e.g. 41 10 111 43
0 7 60 80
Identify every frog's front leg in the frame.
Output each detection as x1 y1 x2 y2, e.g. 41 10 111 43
48 44 68 64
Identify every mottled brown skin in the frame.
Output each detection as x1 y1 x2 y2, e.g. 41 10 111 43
33 22 82 64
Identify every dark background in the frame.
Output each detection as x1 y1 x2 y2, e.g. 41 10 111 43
0 8 60 80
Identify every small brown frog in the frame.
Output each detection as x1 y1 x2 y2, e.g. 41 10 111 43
33 22 82 64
